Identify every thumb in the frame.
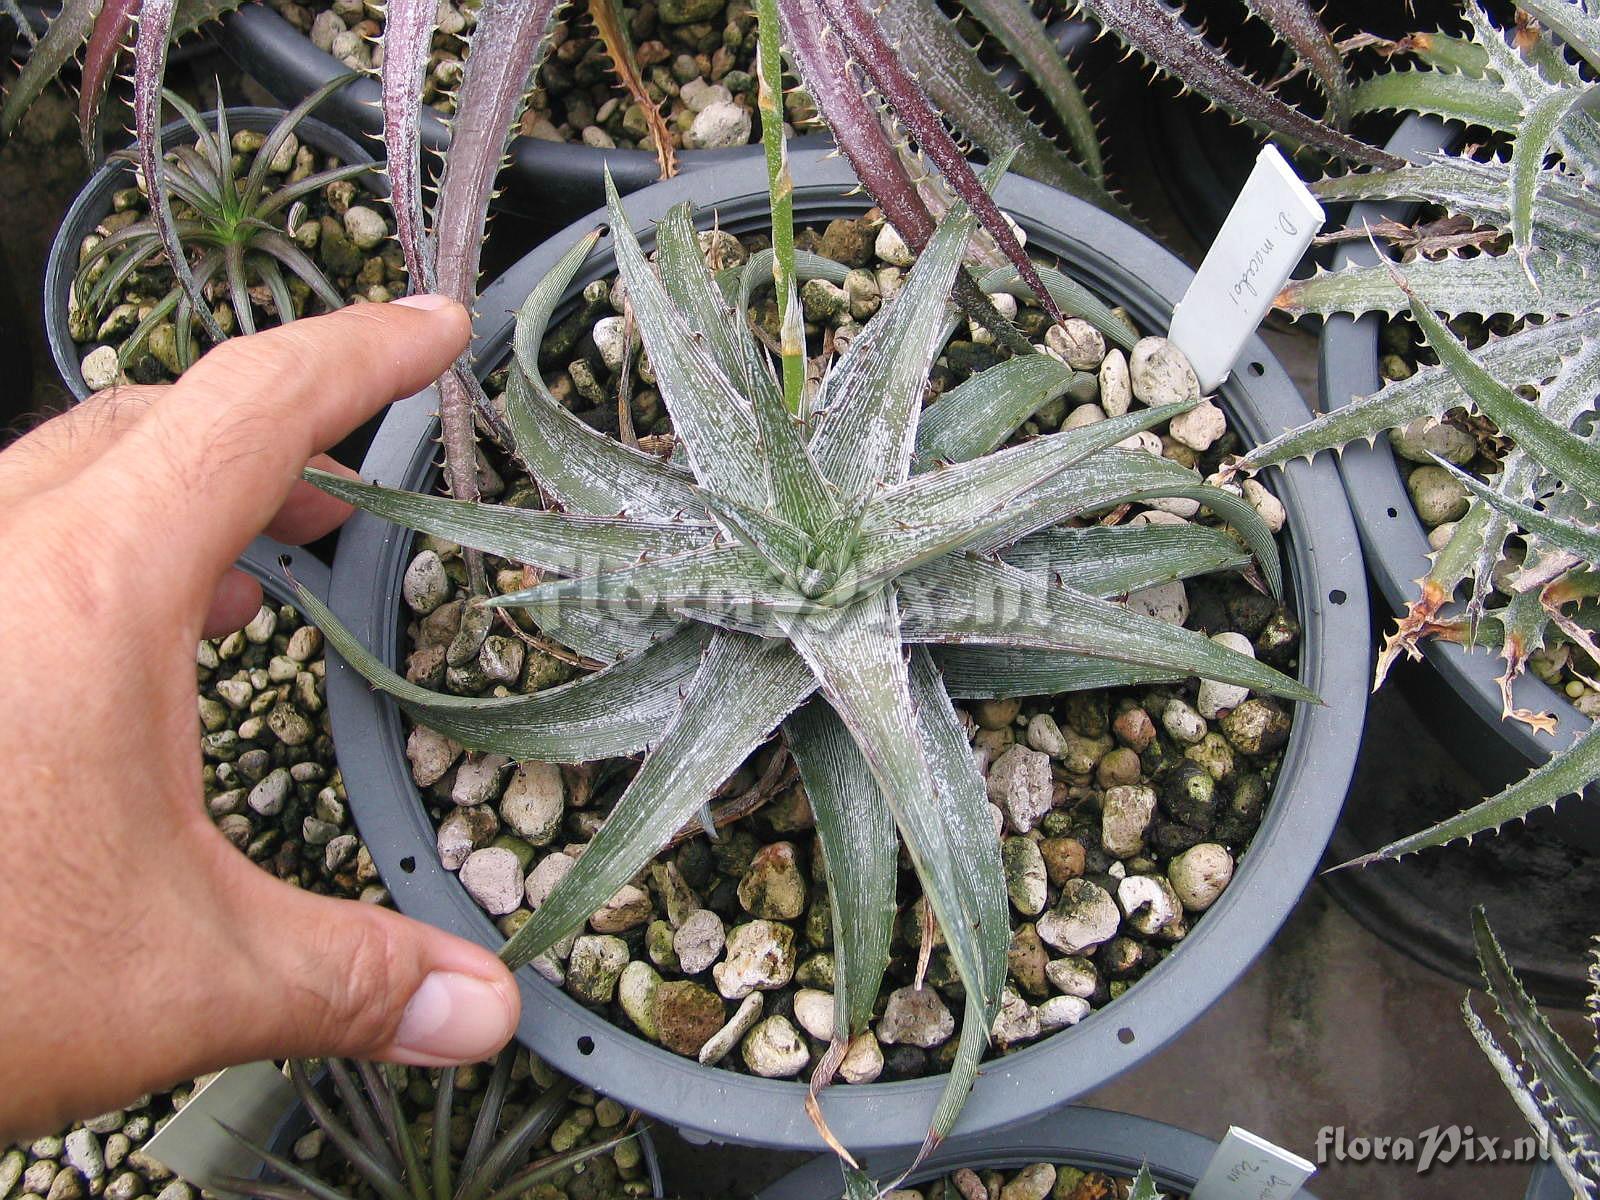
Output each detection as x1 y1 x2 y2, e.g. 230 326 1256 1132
220 861 521 1067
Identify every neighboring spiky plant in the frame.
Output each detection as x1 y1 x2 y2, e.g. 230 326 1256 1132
0 0 244 156
1228 0 1600 865
292 84 1313 1176
1068 0 1399 171
1464 909 1600 1199
73 75 370 373
218 1052 644 1200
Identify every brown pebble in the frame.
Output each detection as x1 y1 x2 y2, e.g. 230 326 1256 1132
1040 837 1086 886
1112 706 1156 751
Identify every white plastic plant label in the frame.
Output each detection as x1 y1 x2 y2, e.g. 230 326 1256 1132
1168 143 1324 393
142 1062 297 1188
1191 1126 1317 1200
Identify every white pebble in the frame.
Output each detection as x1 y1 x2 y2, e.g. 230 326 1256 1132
1170 400 1227 452
875 222 915 267
1126 579 1189 625
1197 632 1255 718
1242 478 1286 533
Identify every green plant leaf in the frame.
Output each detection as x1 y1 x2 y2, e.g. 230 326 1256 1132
291 579 710 760
304 469 715 572
1349 66 1520 129
1435 460 1600 567
847 404 1195 593
899 554 1316 702
606 174 769 513
506 233 703 520
1408 288 1600 503
486 545 819 620
499 632 815 969
1340 721 1600 866
962 0 1105 181
810 209 973 500
1510 86 1597 271
784 701 896 1042
1001 522 1252 594
1276 251 1600 322
1520 0 1600 78
787 592 1010 1041
1237 311 1600 473
655 201 780 413
1128 1164 1164 1200
657 203 837 536
915 354 1085 465
1472 907 1600 1174
977 264 1138 351
934 646 1181 699
962 449 1283 599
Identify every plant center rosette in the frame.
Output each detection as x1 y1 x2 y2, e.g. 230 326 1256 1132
298 176 1316 1158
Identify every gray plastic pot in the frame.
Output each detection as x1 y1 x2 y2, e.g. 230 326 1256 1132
1320 114 1600 849
43 106 375 402
752 1106 1319 1199
325 145 1368 1153
212 4 764 229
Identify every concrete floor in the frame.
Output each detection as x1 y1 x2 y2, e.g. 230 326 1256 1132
3 43 1595 1200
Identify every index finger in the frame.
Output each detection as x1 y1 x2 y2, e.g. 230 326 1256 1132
72 297 470 596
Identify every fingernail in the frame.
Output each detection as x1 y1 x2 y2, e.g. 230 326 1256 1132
393 293 456 312
393 971 515 1063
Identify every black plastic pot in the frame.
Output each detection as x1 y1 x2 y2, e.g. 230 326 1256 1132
1321 116 1600 848
43 106 374 401
752 1106 1319 1199
212 4 765 231
325 145 1368 1153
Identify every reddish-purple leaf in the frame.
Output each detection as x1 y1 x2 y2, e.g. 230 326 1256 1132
134 0 226 342
814 0 1064 323
79 0 140 159
427 0 561 538
1077 0 1395 166
378 0 437 292
1242 0 1350 127
779 0 933 250
432 0 562 308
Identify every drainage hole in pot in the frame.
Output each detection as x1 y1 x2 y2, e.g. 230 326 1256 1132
1247 361 1264 376
578 1036 596 1056
1117 1028 1135 1045
1329 589 1347 605
400 856 415 873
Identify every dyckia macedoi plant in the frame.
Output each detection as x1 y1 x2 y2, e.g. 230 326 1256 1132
288 4 1316 1175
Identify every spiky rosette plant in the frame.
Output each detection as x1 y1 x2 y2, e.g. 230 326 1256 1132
1464 908 1600 1198
292 108 1314 1177
73 76 369 372
1226 0 1600 865
220 1051 646 1200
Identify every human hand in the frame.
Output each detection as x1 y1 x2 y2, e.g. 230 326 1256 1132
0 299 520 1139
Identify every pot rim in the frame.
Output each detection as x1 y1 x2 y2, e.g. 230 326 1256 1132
43 104 378 403
327 145 1368 1152
1320 113 1600 833
752 1105 1320 1198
